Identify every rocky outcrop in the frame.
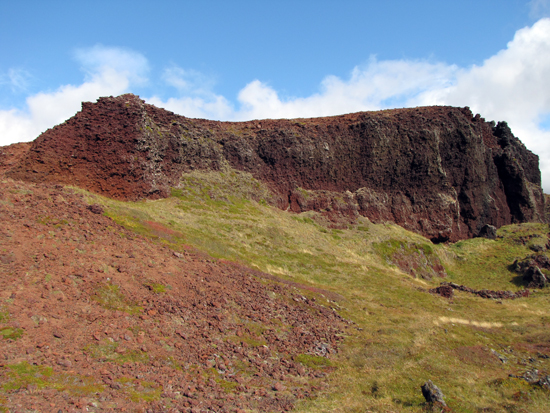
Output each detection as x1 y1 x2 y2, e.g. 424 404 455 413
0 142 32 175
430 282 530 299
421 380 447 407
7 94 547 242
512 254 550 288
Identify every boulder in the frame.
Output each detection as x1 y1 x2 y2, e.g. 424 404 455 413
429 285 454 298
478 224 497 239
512 255 549 288
421 380 446 406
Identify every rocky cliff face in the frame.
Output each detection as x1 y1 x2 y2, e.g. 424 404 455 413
7 94 546 242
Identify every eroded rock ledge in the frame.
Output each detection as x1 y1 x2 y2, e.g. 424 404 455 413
7 94 547 242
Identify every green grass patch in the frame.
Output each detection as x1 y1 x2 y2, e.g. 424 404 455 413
91 283 142 314
84 341 149 364
2 362 53 391
0 327 23 340
74 179 550 412
2 362 104 395
115 376 162 402
294 354 332 369
144 282 168 294
0 310 9 323
226 333 267 348
36 215 70 227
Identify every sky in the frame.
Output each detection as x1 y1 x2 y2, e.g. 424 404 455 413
1 0 550 190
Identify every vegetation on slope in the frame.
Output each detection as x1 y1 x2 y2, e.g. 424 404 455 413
81 169 550 412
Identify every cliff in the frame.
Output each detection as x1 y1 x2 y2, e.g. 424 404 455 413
7 94 546 242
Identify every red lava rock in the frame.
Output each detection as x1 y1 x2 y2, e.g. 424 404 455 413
0 142 31 176
433 282 529 300
5 94 546 243
429 285 454 299
57 359 72 368
0 177 344 412
0 254 16 265
273 382 286 392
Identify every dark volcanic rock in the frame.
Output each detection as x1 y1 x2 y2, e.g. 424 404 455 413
435 282 530 299
7 94 547 242
513 255 550 288
478 224 497 239
429 285 454 299
421 380 446 406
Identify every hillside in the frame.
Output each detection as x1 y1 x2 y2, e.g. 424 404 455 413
1 98 550 412
0 177 345 412
6 94 547 242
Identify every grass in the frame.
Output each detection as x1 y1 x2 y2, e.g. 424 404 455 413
144 281 168 293
0 308 23 341
84 340 150 364
0 310 9 323
91 283 142 314
0 327 24 340
1 362 104 396
114 376 162 402
294 354 333 369
72 171 550 412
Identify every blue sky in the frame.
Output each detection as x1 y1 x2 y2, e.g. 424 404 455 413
2 0 550 189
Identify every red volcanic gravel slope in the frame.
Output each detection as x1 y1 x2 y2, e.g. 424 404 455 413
0 178 345 412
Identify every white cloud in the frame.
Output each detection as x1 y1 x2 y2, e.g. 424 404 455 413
149 58 458 121
147 94 234 120
0 68 32 93
530 0 550 18
154 20 550 190
413 18 550 192
147 65 234 120
0 46 148 146
162 66 216 94
74 45 149 85
231 59 458 120
2 19 550 191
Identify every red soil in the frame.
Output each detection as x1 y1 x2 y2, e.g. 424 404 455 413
0 177 345 412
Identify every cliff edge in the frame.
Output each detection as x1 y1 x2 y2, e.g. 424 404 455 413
6 94 546 242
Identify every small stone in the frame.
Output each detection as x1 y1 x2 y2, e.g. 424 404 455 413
478 224 497 239
0 253 16 265
537 375 550 389
530 244 544 252
87 204 104 214
57 359 72 368
421 380 446 406
491 349 508 363
429 285 454 298
272 382 285 392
